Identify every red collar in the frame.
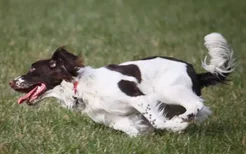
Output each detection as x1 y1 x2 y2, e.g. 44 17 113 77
73 81 79 94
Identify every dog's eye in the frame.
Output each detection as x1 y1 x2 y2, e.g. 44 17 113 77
50 61 56 68
29 68 36 72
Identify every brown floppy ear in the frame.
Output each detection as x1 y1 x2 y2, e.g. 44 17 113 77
52 46 84 76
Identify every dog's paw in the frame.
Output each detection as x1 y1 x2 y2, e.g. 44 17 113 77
179 112 196 122
167 116 189 133
179 103 204 122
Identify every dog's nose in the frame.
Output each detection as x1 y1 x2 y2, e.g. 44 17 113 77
9 80 15 88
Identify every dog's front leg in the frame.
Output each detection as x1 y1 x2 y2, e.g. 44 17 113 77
109 115 154 137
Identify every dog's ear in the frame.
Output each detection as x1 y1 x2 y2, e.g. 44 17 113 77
52 46 78 62
51 46 84 76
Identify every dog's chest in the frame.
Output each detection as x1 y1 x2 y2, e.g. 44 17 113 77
83 103 137 126
84 108 114 125
81 94 137 124
79 91 137 125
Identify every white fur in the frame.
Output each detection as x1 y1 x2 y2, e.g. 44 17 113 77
15 76 25 87
202 33 235 75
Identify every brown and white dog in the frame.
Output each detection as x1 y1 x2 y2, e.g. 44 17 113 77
9 33 235 137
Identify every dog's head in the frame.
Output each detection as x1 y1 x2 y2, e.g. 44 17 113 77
9 47 83 105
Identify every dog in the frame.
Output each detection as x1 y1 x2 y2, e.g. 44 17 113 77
9 33 235 137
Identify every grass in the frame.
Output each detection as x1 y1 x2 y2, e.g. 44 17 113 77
0 0 246 153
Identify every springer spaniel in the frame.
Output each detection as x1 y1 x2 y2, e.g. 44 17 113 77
9 33 235 137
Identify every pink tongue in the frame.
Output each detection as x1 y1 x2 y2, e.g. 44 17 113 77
17 83 46 104
18 87 38 104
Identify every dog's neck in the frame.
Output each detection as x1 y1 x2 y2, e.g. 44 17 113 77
44 66 93 110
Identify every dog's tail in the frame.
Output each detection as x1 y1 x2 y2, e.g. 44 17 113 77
198 33 235 88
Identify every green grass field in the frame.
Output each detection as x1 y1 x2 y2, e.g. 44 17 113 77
0 0 246 153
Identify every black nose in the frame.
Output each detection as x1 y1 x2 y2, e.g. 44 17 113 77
9 80 15 88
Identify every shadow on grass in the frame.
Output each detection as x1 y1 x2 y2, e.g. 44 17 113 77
154 120 243 138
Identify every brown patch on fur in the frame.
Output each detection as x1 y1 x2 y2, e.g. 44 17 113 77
52 46 84 77
106 64 142 83
57 46 84 67
9 47 86 95
118 80 144 96
75 56 84 67
56 73 73 82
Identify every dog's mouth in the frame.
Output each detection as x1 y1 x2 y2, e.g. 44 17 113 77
17 83 47 104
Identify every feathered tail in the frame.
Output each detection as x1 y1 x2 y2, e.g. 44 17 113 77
198 33 235 88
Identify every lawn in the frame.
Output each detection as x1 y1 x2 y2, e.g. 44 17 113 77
0 0 246 153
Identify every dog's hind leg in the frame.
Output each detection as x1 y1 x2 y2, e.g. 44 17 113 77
128 94 189 132
157 86 205 122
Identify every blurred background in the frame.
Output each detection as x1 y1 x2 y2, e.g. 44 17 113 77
0 0 245 153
